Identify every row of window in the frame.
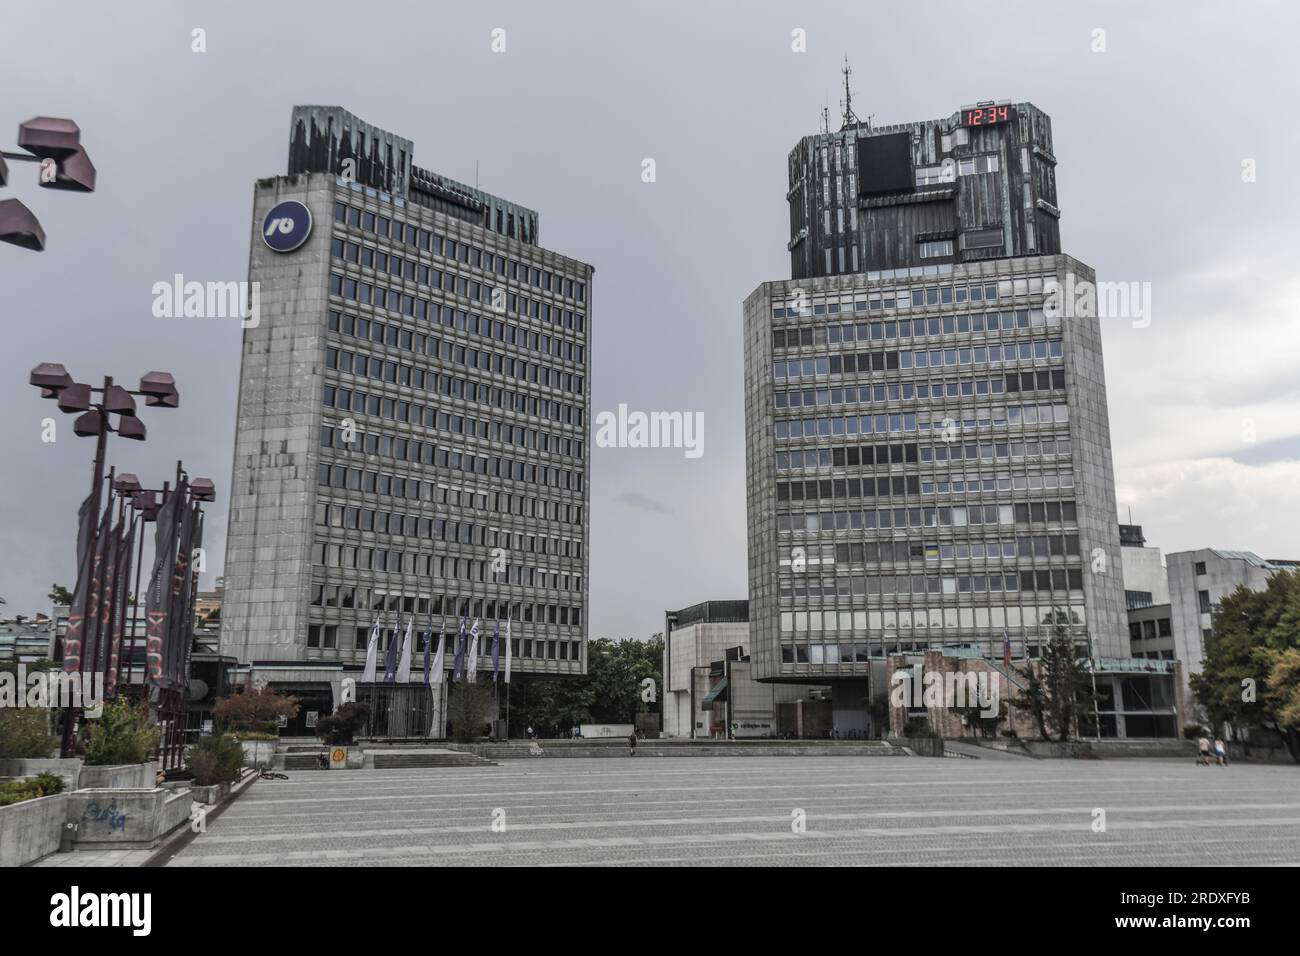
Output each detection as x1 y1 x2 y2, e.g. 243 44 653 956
775 339 1065 380
821 534 1079 564
830 531 1081 565
309 623 582 662
316 444 583 502
1129 619 1173 641
326 297 585 398
328 307 585 381
776 497 1076 532
772 274 1051 319
334 201 587 305
824 309 1055 347
314 500 583 562
309 585 582 625
779 604 1088 634
310 542 577 593
779 568 1086 597
321 380 579 454
774 370 1064 412
775 403 1070 440
321 411 581 469
777 437 1072 472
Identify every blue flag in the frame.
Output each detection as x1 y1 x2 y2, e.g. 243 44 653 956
383 613 400 683
421 614 434 685
452 616 467 681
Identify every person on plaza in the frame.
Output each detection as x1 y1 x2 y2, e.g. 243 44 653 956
628 729 638 756
526 724 534 740
1197 735 1212 766
1215 738 1229 766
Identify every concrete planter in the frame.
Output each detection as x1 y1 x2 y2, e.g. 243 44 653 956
188 783 228 805
239 740 277 769
66 787 193 848
0 792 69 866
0 757 83 791
79 761 157 789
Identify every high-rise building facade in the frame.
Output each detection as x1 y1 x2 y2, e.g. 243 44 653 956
745 100 1125 730
222 107 592 708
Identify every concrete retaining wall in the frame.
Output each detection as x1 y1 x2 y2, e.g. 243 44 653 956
0 758 82 791
66 787 192 848
451 740 904 759
0 792 69 867
79 762 156 789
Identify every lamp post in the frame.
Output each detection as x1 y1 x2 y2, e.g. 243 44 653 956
30 364 178 755
1 116 96 251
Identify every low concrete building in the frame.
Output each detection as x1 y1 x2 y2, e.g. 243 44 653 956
664 601 836 738
1167 549 1300 714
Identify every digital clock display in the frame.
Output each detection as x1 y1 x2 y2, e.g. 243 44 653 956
963 105 1011 127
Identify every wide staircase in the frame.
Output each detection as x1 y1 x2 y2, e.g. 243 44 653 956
369 749 496 769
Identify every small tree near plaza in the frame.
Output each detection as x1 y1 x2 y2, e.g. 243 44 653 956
83 698 160 766
0 707 57 759
447 682 494 744
1011 623 1095 742
213 686 300 738
315 702 371 746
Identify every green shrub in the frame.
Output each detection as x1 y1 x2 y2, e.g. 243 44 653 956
1182 723 1208 741
0 771 63 806
83 699 160 766
187 734 244 786
0 707 57 759
903 717 938 738
316 703 370 746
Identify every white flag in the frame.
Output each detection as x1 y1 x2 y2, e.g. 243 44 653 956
504 617 512 684
430 631 446 685
395 617 414 683
361 618 380 682
467 618 481 683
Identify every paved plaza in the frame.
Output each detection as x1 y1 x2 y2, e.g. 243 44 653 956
159 757 1300 867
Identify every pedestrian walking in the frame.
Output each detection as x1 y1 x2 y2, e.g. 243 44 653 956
1214 738 1228 766
1197 735 1211 766
628 729 637 756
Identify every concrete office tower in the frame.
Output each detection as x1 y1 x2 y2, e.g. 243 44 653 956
222 107 592 714
1119 523 1169 610
745 100 1125 731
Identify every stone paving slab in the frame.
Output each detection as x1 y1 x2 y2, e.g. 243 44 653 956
158 757 1300 867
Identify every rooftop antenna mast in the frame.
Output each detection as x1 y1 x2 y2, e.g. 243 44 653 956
840 57 860 129
820 102 830 135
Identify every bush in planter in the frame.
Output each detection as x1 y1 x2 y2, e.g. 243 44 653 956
187 735 244 786
83 698 160 766
0 707 57 759
903 716 938 738
315 703 371 746
0 771 63 806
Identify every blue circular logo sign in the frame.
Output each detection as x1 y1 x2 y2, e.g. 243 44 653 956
262 200 313 252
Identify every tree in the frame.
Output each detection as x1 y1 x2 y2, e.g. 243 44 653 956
0 708 57 759
213 686 300 736
1189 569 1300 762
47 584 73 606
447 682 494 743
1010 625 1095 742
315 702 371 746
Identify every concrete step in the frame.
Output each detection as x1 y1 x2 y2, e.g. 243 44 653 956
370 750 496 769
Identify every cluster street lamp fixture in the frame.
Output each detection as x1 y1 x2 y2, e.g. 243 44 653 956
30 363 178 755
1 117 96 250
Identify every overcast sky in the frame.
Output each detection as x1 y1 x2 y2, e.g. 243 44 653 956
2 1 1298 638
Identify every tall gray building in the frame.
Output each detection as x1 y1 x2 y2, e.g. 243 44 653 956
221 107 591 723
745 99 1126 732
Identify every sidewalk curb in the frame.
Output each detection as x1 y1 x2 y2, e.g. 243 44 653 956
142 770 259 867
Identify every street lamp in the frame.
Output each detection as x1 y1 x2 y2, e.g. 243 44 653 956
1 117 96 251
30 364 178 755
